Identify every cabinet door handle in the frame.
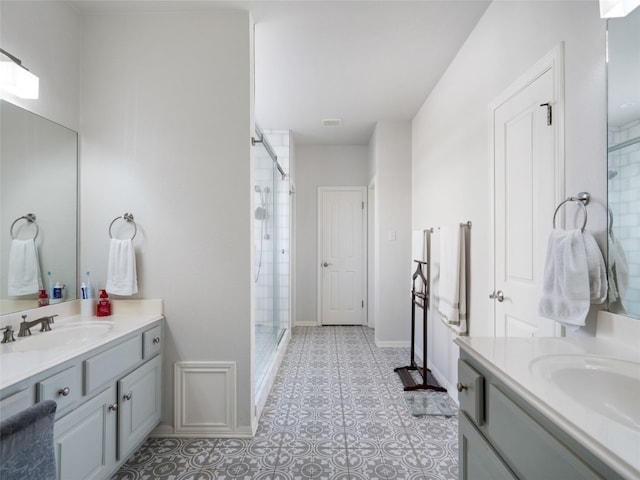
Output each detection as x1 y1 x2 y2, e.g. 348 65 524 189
153 337 161 344
456 382 468 392
108 403 118 412
123 392 133 401
58 387 71 396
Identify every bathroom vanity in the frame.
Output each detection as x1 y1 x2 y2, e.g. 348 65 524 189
0 300 163 480
455 323 640 480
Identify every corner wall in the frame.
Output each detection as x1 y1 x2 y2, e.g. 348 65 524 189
79 10 255 434
412 1 607 397
368 121 413 346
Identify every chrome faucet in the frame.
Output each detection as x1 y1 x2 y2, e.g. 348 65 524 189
17 314 56 337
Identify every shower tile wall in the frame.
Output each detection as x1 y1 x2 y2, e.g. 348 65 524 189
609 120 640 314
264 130 291 333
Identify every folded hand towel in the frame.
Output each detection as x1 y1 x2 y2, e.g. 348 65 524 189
539 229 607 328
106 238 138 296
436 225 467 334
8 239 42 296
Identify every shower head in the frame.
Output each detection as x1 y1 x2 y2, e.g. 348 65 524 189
254 185 262 192
264 187 270 194
608 169 618 180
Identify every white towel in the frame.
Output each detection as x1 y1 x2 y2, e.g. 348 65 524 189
539 229 607 328
436 225 467 334
8 239 43 296
607 231 628 304
106 238 138 296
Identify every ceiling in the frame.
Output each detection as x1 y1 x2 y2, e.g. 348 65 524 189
72 1 491 145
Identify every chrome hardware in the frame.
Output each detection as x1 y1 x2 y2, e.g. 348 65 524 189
1 326 15 343
552 192 590 232
489 290 505 302
123 392 133 401
153 337 161 344
322 262 332 267
456 382 468 392
58 387 71 397
108 403 118 412
17 315 53 337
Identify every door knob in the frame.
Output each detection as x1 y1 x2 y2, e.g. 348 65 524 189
489 290 505 302
322 262 332 267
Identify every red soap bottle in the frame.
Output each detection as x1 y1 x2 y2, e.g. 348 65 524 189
38 289 49 307
96 289 111 317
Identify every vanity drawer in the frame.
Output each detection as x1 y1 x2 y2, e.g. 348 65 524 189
458 358 484 426
37 365 81 416
142 324 162 359
84 336 141 395
0 388 34 422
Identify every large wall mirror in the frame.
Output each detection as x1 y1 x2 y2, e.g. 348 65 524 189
0 100 78 314
607 7 640 319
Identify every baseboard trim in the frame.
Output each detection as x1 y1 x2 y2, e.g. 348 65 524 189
294 321 319 327
375 340 410 348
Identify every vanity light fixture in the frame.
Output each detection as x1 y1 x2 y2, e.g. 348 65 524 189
599 0 640 17
0 48 39 99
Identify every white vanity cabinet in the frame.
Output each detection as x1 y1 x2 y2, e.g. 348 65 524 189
0 317 163 480
457 350 624 480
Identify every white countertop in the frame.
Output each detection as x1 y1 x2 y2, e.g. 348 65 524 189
0 300 163 391
455 334 640 480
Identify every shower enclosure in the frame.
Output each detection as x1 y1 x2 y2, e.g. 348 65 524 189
252 128 290 397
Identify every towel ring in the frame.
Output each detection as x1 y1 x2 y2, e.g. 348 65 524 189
10 214 39 240
109 213 137 240
552 192 589 232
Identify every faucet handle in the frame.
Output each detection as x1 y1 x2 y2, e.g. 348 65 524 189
39 319 52 332
21 315 27 323
1 325 15 344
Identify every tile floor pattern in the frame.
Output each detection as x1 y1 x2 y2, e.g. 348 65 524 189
112 326 459 480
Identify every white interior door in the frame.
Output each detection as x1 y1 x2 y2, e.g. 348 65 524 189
492 47 564 337
318 187 366 325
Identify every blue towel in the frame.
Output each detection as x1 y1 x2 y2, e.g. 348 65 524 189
0 400 57 480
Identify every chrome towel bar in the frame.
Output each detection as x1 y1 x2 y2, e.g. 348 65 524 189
10 213 39 240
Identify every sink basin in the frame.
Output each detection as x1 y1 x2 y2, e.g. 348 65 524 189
1 321 114 353
529 354 640 429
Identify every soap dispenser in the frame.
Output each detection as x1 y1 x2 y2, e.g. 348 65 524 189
96 289 111 317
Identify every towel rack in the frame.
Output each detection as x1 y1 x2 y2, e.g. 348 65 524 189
10 213 39 240
109 213 137 240
428 221 472 233
552 192 590 231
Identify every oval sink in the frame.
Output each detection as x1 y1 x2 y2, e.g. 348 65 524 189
529 354 640 429
1 322 114 353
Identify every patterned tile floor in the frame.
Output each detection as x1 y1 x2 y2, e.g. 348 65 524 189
112 326 459 480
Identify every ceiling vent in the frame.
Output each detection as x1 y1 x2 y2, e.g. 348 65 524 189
322 118 342 127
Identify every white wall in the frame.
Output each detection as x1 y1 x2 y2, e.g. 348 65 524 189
79 10 255 432
0 0 80 130
294 145 369 325
412 1 607 396
368 121 413 345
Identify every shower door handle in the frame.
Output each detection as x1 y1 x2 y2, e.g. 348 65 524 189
322 262 332 267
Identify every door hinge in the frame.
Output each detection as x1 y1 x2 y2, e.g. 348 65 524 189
362 300 364 308
540 103 552 126
362 201 365 210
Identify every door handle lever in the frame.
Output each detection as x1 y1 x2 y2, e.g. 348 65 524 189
489 290 505 302
322 262 332 267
